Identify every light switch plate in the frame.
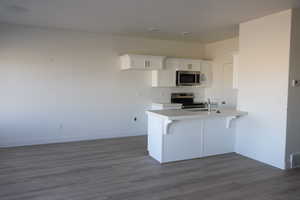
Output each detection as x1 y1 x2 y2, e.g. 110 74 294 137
292 80 300 87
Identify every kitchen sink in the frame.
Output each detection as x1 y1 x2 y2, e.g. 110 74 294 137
186 109 216 112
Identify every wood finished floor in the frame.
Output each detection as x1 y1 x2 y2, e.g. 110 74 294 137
0 136 300 200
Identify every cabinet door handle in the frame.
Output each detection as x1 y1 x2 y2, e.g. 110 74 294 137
145 60 147 68
148 60 151 67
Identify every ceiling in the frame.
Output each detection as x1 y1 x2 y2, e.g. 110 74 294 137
0 0 299 43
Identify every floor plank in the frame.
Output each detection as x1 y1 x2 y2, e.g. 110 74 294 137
0 136 299 200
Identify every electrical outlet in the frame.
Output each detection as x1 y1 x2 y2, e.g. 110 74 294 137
292 80 300 87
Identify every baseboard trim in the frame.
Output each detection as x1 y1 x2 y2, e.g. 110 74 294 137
0 131 147 148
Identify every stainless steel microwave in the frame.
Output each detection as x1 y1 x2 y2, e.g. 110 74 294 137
176 71 201 86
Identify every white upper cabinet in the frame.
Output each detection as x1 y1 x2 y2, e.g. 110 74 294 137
120 55 212 88
120 54 166 70
152 60 177 87
167 58 201 71
200 60 213 87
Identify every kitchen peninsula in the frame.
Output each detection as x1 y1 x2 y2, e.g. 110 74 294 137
146 109 247 163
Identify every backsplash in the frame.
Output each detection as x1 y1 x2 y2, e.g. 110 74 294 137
150 87 205 104
149 87 237 109
205 88 238 109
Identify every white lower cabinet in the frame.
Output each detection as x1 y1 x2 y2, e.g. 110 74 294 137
147 115 235 163
203 118 235 157
163 119 203 162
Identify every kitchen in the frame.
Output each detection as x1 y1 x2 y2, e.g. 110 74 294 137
121 53 247 163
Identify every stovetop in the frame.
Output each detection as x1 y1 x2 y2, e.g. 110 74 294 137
181 102 206 109
171 93 206 109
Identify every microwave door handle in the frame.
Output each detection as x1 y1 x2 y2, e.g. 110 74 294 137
177 72 181 85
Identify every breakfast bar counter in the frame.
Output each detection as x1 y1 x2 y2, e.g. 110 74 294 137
146 109 247 163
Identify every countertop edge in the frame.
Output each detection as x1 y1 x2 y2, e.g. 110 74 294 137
146 110 248 121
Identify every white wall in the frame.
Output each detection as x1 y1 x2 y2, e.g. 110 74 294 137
204 38 239 108
236 10 292 169
0 24 204 147
286 8 300 164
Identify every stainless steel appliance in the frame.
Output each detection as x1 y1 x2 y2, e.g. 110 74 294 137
171 93 206 109
176 71 201 86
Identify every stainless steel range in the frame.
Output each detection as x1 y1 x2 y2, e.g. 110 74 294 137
171 93 206 109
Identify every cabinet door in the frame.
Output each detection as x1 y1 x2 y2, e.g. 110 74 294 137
203 118 235 157
165 58 179 70
180 59 201 71
146 56 164 70
200 61 212 87
155 70 176 87
121 54 164 70
163 119 203 162
170 59 201 71
151 60 176 87
130 55 148 69
163 60 176 86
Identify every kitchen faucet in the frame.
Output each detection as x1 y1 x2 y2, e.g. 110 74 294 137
207 98 212 113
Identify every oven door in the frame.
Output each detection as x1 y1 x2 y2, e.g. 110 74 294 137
176 71 201 86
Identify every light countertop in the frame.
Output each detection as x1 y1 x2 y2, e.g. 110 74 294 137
146 109 247 121
151 102 182 106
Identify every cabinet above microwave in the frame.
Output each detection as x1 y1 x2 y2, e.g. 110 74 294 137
165 58 201 71
120 54 166 70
